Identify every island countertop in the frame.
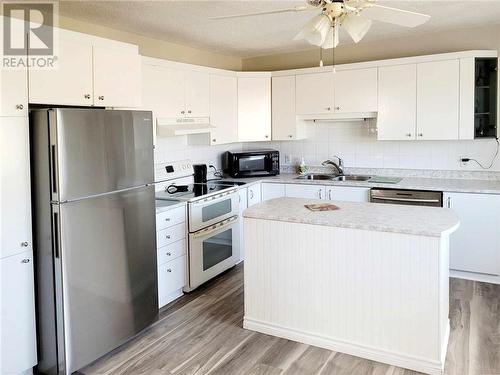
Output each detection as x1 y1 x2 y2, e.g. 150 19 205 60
243 197 460 237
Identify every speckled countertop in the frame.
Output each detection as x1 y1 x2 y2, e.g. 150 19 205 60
243 197 460 237
222 173 500 194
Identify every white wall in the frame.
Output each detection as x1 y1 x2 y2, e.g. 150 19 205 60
243 121 500 172
154 135 242 169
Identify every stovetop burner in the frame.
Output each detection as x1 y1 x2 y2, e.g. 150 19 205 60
156 182 238 202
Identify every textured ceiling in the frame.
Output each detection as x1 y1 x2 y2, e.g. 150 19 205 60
59 1 500 58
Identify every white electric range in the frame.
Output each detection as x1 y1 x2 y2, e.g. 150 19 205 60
155 161 242 291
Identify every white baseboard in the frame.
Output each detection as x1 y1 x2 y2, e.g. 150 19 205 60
243 317 444 375
450 270 500 285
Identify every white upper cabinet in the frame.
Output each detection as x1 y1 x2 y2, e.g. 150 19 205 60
93 45 141 108
334 68 377 113
296 72 334 115
238 75 271 142
29 30 140 107
272 76 305 141
1 64 28 117
185 70 210 117
29 34 93 106
416 60 460 140
210 74 238 145
142 64 185 118
1 117 32 259
377 64 417 140
142 63 210 120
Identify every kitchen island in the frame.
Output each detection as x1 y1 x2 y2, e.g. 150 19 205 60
242 197 459 375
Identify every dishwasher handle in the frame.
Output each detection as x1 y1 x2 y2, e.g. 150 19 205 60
371 195 441 204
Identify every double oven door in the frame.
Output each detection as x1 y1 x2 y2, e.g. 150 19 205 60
188 191 239 232
187 190 240 290
188 216 240 290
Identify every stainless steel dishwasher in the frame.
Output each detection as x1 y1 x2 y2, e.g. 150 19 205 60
370 189 443 207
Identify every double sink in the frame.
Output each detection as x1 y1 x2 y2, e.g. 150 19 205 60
296 173 372 182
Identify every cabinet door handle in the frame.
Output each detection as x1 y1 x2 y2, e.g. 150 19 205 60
318 189 323 199
335 106 341 111
167 269 172 273
187 110 192 114
447 196 451 208
166 252 172 256
166 235 171 239
328 190 332 200
250 190 254 199
98 95 104 100
406 133 412 138
165 217 170 222
265 135 269 139
418 133 423 137
21 241 29 247
16 104 24 110
181 111 185 114
288 135 293 138
326 107 331 111
212 139 216 143
84 94 91 99
21 259 30 263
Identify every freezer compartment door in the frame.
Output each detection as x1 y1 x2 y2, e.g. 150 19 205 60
51 109 154 201
58 185 157 373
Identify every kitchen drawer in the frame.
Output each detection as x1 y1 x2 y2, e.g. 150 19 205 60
157 239 186 266
158 255 186 307
156 223 186 248
156 206 186 231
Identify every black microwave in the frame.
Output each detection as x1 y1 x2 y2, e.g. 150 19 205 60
222 150 280 178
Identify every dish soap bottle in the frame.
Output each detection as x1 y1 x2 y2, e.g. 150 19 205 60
298 156 308 175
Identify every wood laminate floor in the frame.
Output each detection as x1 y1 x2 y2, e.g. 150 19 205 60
81 264 500 375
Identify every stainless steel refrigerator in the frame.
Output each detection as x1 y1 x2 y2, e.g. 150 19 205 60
30 109 158 374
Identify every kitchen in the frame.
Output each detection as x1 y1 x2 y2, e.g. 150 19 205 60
1 1 500 375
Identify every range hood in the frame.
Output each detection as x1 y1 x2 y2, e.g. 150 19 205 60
297 112 377 121
156 117 214 136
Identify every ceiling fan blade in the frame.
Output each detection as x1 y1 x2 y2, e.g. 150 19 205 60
361 4 430 28
342 13 372 43
209 6 316 20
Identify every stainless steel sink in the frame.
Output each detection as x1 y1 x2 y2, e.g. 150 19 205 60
295 173 336 181
333 175 372 182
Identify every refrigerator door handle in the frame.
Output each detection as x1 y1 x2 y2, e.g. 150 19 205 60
53 210 60 259
51 145 58 195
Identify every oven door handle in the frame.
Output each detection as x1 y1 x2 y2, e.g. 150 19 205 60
190 190 238 207
371 196 441 204
191 216 238 238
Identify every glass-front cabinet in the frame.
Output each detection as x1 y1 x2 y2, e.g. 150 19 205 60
475 58 498 138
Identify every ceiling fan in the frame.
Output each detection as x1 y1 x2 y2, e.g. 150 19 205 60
210 0 431 49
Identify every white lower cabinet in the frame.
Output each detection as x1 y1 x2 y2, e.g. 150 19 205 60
444 192 500 276
156 205 187 308
326 186 370 202
238 188 248 262
262 183 286 201
286 184 325 199
1 251 37 375
247 183 262 207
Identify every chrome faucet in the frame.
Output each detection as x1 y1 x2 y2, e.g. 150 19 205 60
322 156 344 176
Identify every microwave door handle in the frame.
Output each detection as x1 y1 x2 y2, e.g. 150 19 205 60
191 216 238 239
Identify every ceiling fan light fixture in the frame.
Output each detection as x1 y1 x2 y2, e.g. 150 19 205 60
294 14 332 47
341 13 372 43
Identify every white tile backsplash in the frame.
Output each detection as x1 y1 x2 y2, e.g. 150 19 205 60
242 121 500 172
154 121 500 178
